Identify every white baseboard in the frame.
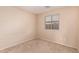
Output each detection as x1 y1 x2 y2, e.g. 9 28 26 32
0 36 35 50
38 35 77 50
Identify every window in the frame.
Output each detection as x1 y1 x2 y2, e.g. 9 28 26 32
45 14 59 30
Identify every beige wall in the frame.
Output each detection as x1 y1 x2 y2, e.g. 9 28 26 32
0 6 79 51
37 7 79 48
77 8 79 51
0 7 36 50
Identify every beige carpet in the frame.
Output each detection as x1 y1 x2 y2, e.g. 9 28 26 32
0 39 78 53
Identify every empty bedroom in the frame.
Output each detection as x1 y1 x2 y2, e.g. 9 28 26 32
0 6 79 53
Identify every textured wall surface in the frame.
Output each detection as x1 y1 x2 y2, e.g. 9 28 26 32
37 7 78 48
0 7 36 50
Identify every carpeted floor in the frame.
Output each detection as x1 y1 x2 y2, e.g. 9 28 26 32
0 39 78 53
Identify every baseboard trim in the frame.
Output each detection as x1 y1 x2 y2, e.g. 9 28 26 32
37 36 78 51
0 36 35 51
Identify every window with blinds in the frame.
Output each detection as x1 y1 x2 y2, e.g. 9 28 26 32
45 14 59 30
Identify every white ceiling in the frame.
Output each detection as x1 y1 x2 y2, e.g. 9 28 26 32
18 6 63 14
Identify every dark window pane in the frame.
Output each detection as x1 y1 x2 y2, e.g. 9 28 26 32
45 24 52 29
52 22 59 30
